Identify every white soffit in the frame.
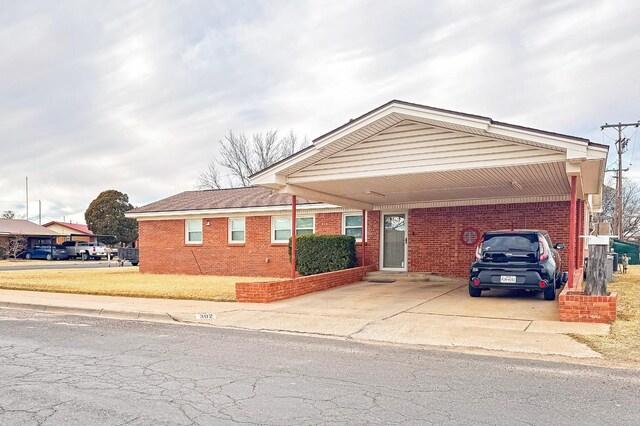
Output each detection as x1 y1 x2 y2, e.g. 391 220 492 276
294 162 571 206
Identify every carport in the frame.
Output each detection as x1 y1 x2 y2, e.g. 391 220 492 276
251 100 608 288
0 219 61 255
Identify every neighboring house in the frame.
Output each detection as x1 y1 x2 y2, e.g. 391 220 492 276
0 219 62 255
43 221 97 244
127 100 607 288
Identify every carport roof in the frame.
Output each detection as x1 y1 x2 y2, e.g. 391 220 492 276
0 219 61 236
250 100 609 211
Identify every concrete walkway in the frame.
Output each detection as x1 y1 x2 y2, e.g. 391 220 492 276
0 278 609 359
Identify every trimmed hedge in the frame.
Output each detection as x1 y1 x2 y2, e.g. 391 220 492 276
289 234 357 276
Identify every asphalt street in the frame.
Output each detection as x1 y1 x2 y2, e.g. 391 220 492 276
0 262 135 271
0 308 638 425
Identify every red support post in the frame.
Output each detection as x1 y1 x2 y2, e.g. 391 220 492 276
568 176 577 288
362 210 367 267
291 195 297 279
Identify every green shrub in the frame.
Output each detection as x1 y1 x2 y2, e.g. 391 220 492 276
289 234 357 276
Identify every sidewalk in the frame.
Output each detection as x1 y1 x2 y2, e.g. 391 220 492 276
0 287 609 359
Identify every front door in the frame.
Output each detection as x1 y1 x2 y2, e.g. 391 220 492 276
381 213 407 271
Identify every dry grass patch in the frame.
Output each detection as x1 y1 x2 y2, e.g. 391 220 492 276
0 268 279 302
573 265 640 364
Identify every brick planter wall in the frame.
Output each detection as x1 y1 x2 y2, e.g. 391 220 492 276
559 287 618 323
236 265 375 303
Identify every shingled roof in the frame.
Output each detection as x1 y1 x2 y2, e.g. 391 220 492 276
128 187 317 214
0 219 61 236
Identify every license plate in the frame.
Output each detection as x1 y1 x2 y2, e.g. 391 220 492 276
500 275 517 284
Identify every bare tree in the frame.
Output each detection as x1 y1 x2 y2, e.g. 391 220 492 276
599 178 640 239
2 210 16 219
197 129 308 189
3 236 28 259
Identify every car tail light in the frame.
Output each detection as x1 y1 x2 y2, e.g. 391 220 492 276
538 280 547 288
472 278 480 286
475 240 484 261
538 237 548 261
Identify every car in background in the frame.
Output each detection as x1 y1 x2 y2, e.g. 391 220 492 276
24 245 70 261
469 230 567 301
61 241 108 261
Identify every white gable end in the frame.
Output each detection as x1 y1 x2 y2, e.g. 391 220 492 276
288 121 566 183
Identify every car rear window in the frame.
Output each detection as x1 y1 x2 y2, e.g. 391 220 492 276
482 234 539 252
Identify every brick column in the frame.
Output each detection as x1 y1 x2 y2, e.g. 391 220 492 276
291 195 296 279
568 176 577 288
362 210 367 267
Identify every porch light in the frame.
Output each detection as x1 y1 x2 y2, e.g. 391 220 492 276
366 191 385 198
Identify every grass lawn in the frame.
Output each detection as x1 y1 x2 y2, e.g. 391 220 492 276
0 268 278 302
573 265 640 364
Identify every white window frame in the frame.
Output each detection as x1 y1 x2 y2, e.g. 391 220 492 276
185 219 203 244
271 215 315 243
342 212 364 242
228 217 246 244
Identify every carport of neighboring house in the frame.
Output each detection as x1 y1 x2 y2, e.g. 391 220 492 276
251 100 608 288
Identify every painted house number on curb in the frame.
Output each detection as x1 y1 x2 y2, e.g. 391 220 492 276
195 313 216 319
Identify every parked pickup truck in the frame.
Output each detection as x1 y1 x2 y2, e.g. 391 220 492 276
61 241 110 261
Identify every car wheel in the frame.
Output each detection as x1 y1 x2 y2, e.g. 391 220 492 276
25 253 31 260
46 253 52 261
81 252 89 261
469 285 482 297
131 262 139 266
543 285 556 301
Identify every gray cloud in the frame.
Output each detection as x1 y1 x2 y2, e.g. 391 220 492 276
0 0 638 222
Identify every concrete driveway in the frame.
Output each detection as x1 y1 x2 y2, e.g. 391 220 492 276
210 277 605 358
269 278 559 322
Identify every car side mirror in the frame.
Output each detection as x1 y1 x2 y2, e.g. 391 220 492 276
554 243 565 250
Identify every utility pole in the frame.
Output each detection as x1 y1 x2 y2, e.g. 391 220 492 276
601 121 640 238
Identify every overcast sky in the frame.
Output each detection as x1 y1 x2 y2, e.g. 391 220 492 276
1 0 639 223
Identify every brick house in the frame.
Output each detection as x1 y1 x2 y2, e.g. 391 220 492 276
42 221 97 244
127 100 607 289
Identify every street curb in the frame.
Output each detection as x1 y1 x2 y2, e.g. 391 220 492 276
0 301 177 324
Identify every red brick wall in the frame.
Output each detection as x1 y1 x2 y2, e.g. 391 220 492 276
139 201 576 278
236 265 375 303
139 216 292 277
407 201 572 277
365 211 380 269
559 286 617 323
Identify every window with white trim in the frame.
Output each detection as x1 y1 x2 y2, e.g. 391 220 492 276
343 213 363 241
185 219 203 244
271 216 315 242
228 218 245 243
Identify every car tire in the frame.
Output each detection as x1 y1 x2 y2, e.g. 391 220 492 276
81 252 89 261
543 285 556 301
131 262 139 266
46 253 52 261
469 285 482 297
25 253 31 260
